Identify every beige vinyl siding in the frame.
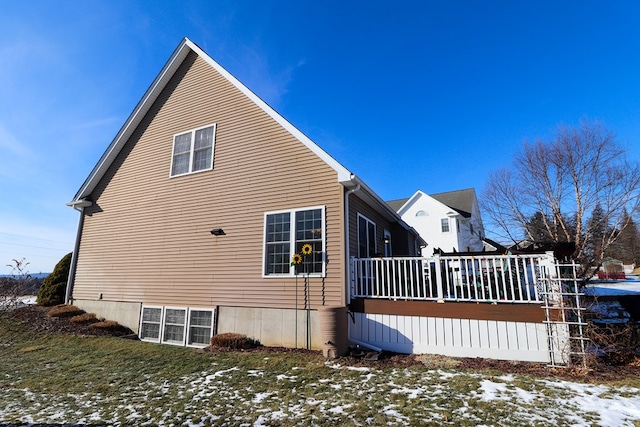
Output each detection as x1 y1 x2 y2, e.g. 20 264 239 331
74 51 346 309
347 194 393 258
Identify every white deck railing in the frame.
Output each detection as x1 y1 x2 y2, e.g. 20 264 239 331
350 253 558 304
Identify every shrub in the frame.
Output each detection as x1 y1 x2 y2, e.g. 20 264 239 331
70 312 98 324
48 304 85 318
37 253 72 306
89 320 121 330
210 333 260 349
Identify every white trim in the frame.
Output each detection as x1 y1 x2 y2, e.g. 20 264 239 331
184 40 353 184
161 306 188 346
186 308 215 348
169 123 217 177
139 305 164 343
70 38 353 204
262 205 326 278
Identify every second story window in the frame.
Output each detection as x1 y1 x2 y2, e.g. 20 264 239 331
441 218 450 233
170 124 216 177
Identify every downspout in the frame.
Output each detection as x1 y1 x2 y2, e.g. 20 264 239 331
344 181 361 305
65 199 92 304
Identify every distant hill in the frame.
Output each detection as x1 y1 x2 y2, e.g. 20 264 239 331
0 273 50 279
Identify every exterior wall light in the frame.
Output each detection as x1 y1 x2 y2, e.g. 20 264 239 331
210 228 226 236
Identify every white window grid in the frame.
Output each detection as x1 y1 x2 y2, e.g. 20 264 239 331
169 123 217 177
263 206 326 278
139 306 215 348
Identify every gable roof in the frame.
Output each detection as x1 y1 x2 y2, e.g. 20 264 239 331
389 189 477 218
430 188 476 218
70 38 355 205
68 37 410 227
386 198 410 212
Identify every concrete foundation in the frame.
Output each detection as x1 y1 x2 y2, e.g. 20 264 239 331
72 299 142 334
217 306 321 350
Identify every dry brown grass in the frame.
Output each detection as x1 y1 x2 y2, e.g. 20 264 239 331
416 354 462 369
89 320 121 330
210 333 260 349
70 312 99 324
48 305 85 318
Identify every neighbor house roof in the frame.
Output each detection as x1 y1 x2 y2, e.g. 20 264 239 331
386 198 410 212
430 188 476 218
387 188 477 218
68 37 409 228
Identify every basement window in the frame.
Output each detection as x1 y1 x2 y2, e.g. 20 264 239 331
139 306 162 342
139 306 215 348
187 310 214 346
170 124 216 177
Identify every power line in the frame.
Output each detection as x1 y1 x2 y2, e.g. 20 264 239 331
0 232 71 245
0 241 71 251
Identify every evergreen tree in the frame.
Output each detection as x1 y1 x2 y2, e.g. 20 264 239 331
606 212 640 265
37 252 72 306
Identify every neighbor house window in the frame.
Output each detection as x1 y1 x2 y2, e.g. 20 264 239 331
441 218 450 233
140 306 163 342
170 124 216 177
264 206 325 277
162 308 187 345
187 310 214 347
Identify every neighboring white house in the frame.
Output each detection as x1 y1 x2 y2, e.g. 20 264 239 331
387 188 485 256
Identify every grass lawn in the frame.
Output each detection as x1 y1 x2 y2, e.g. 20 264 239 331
1 314 640 426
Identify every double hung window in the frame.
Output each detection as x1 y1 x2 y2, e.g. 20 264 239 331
170 124 216 177
264 206 325 276
441 218 450 233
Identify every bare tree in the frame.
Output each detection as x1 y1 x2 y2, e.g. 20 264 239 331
483 120 640 273
0 258 31 315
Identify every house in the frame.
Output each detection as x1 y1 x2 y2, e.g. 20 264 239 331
387 189 485 256
65 38 422 351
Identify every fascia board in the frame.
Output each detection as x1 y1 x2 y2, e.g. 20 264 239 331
396 190 426 215
183 40 354 184
70 38 193 203
70 37 354 204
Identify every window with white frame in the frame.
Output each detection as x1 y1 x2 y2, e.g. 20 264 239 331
140 306 215 347
162 308 187 345
170 124 216 177
140 306 162 342
264 206 325 276
441 218 450 233
187 310 214 346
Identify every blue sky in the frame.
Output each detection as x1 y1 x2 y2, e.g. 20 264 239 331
1 1 639 274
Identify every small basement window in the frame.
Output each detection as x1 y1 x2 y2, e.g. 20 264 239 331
140 306 162 342
140 306 215 348
162 308 187 345
188 310 214 347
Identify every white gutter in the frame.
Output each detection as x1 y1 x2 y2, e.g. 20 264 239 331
65 199 93 304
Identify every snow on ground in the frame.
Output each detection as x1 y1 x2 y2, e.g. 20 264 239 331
2 363 640 426
585 280 640 296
